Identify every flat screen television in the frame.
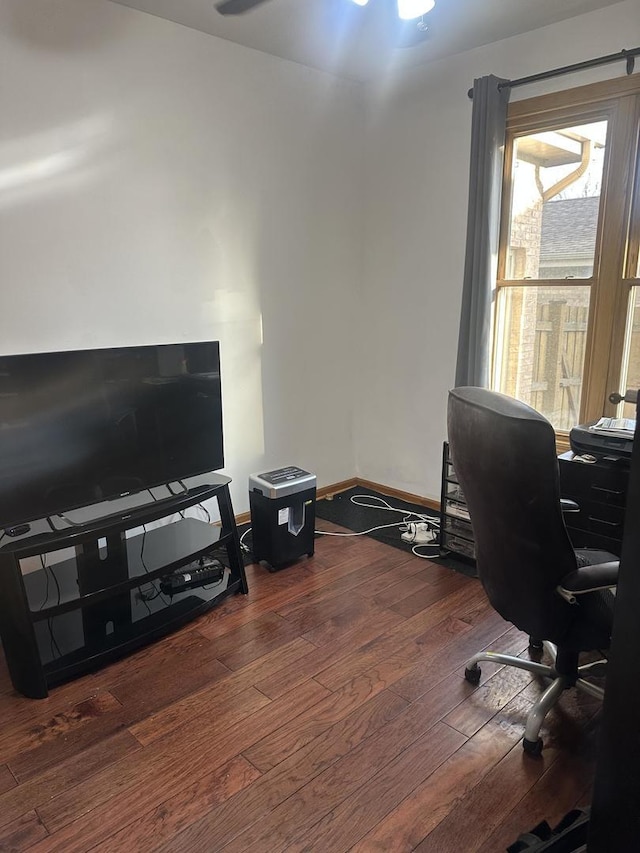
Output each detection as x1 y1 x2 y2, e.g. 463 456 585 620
0 341 224 529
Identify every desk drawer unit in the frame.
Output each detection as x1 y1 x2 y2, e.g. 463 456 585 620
558 452 629 556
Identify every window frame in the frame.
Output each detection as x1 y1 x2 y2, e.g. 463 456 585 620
492 74 640 448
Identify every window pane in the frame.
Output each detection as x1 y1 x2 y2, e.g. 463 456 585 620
493 285 590 430
632 126 640 279
620 286 640 419
505 121 607 280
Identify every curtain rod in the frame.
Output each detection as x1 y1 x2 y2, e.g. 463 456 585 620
467 46 640 99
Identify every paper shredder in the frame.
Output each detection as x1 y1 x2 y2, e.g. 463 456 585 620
249 466 316 571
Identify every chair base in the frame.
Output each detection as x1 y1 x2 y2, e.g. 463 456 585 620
464 641 605 754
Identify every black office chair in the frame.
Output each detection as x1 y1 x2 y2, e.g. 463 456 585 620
448 387 618 755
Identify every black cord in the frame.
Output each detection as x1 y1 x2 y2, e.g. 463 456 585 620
39 560 50 611
199 503 211 523
137 523 171 607
147 486 185 519
138 524 159 603
48 618 62 659
48 621 61 659
137 524 155 612
140 525 150 572
149 485 184 519
49 563 61 605
40 556 62 659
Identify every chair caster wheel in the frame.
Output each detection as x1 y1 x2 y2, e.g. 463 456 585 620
464 666 481 685
523 737 543 756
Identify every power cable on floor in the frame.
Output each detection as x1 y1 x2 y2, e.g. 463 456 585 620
314 493 441 559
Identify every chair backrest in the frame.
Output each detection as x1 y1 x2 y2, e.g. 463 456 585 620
447 387 577 643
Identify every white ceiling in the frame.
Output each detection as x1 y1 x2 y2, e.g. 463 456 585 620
109 0 625 81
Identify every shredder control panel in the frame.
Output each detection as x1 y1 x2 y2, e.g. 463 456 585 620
249 467 316 499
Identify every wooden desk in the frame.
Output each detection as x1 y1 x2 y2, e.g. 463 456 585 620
558 451 629 556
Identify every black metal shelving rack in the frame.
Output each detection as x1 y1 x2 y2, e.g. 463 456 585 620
0 475 248 698
439 441 476 565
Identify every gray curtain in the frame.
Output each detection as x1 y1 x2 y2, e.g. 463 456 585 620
455 75 510 388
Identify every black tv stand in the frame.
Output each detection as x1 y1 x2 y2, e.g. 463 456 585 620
0 475 248 699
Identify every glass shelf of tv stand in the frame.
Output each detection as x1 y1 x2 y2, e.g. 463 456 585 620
1 479 231 561
35 582 242 678
33 564 237 672
22 517 229 620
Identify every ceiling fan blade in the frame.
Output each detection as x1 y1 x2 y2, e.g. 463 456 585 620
215 0 271 15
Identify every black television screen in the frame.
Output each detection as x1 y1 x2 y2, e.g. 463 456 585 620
0 342 224 529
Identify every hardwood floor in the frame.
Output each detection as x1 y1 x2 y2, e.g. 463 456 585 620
0 524 599 852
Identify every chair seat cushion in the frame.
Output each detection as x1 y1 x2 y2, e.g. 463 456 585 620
562 562 618 594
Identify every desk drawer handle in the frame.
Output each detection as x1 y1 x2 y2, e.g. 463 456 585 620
588 516 622 528
591 486 624 496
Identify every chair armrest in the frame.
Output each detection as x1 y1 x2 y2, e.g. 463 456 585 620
560 499 580 513
557 561 619 604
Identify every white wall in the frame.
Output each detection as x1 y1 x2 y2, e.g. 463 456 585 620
357 0 640 502
0 0 364 516
3 0 640 522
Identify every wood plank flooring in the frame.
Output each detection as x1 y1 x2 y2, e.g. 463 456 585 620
0 523 600 852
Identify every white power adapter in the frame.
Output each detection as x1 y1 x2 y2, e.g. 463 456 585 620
401 522 437 545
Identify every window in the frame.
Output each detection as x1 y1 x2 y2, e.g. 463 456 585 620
491 76 640 438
